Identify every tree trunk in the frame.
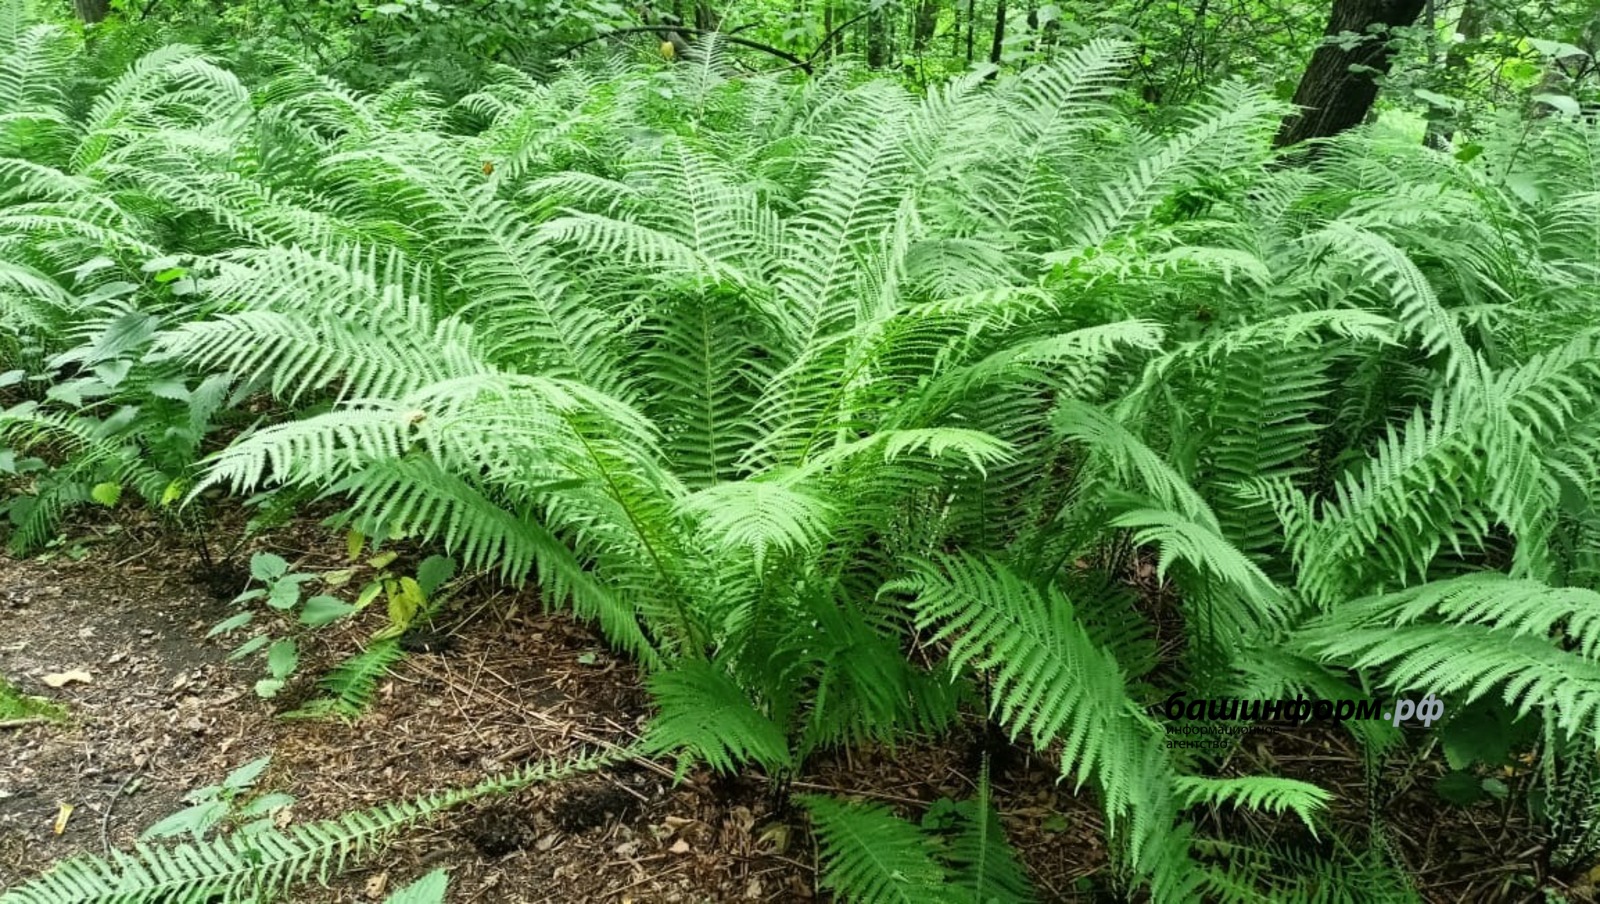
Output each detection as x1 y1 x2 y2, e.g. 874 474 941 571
1274 0 1427 149
867 6 888 67
988 0 1006 65
952 1 963 58
965 0 975 63
822 3 834 59
913 0 938 51
72 0 109 23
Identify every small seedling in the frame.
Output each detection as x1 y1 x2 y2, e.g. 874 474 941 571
345 530 455 641
141 754 294 841
210 552 357 698
0 677 68 723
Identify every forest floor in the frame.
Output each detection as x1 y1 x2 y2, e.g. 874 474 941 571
0 508 1579 903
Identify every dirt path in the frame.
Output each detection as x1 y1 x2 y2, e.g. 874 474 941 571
0 522 820 902
1 548 270 882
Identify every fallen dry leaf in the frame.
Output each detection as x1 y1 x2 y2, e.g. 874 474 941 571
364 871 388 899
669 839 691 855
53 802 73 835
757 824 790 855
40 670 91 688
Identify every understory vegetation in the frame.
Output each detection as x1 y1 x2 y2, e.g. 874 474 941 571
3 0 1600 900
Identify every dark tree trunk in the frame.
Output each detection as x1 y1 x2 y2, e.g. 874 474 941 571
1274 0 1427 149
965 0 974 63
72 0 109 23
913 0 938 51
866 6 888 67
988 0 1006 65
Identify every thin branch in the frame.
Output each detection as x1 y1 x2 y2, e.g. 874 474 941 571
806 8 874 63
560 26 812 72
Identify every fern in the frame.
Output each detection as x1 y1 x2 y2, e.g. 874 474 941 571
1296 574 1600 742
1173 776 1331 836
0 746 626 904
801 766 1035 904
886 553 1192 892
644 659 792 775
801 795 958 904
280 638 406 720
942 767 1036 904
8 16 1600 900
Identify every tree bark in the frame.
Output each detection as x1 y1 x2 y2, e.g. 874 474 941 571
1274 0 1427 149
867 5 888 67
965 0 975 63
988 0 1006 65
913 0 938 51
72 0 109 23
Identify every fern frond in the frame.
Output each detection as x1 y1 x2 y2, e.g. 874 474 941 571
280 638 406 720
1173 775 1331 835
800 795 956 904
944 769 1035 903
888 552 1186 885
645 660 792 774
1297 573 1600 742
0 747 627 904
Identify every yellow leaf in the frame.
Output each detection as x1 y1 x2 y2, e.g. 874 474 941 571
53 802 73 835
383 577 423 637
346 529 365 562
160 480 184 507
660 40 675 59
368 550 398 571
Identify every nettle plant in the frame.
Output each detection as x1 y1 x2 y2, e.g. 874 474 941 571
211 553 345 698
5 7 1600 899
211 549 456 699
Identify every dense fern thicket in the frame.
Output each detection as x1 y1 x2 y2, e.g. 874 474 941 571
5 5 1600 899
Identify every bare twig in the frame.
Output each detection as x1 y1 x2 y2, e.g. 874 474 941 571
560 26 812 72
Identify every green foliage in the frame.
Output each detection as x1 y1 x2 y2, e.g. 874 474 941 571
382 869 450 904
0 675 67 722
280 637 407 720
7 3 1600 898
1295 575 1600 742
1201 843 1421 904
140 754 290 841
211 552 353 698
0 746 625 904
802 771 1035 904
645 659 793 775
